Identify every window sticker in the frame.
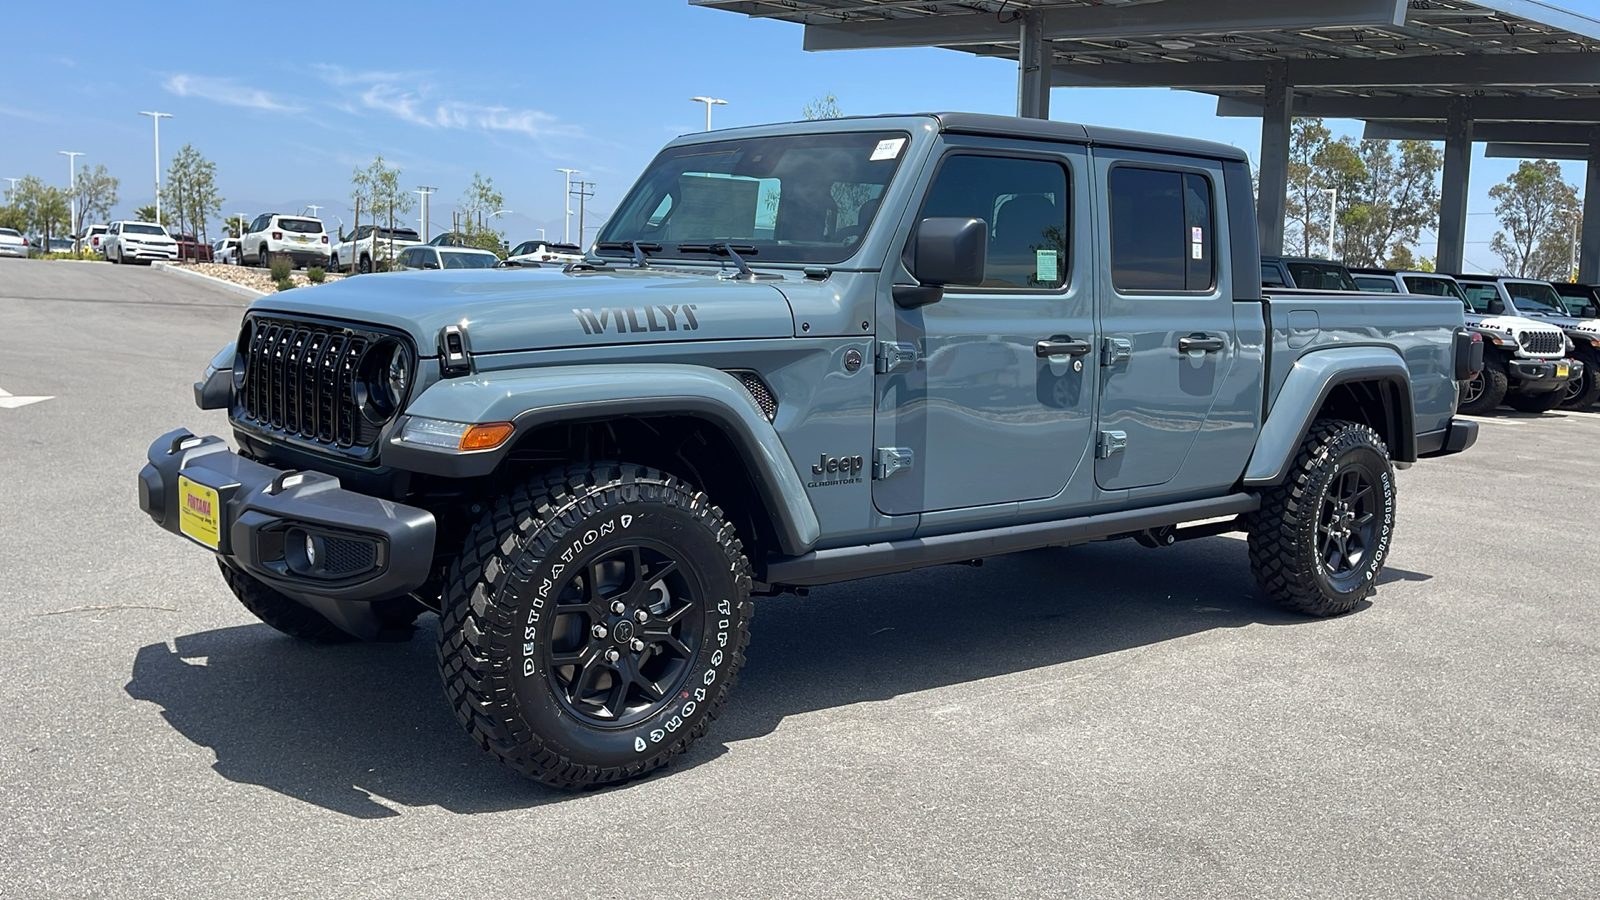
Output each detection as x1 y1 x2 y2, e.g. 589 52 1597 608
1036 249 1060 283
870 138 907 161
1191 226 1204 259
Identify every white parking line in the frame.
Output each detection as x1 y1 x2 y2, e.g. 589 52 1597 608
0 386 53 409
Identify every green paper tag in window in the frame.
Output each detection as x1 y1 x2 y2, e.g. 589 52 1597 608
1036 249 1059 283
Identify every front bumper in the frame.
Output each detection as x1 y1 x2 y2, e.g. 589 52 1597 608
1507 358 1582 392
138 429 436 618
125 245 179 261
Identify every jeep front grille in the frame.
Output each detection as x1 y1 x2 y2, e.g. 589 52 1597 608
234 316 390 452
1520 330 1563 355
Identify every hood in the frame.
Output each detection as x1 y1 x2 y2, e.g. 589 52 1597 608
248 266 797 355
1467 313 1562 335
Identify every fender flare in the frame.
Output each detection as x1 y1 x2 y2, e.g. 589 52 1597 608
1242 347 1414 487
383 363 821 555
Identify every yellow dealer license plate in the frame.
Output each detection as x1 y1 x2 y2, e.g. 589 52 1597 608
178 476 221 549
1558 361 1571 377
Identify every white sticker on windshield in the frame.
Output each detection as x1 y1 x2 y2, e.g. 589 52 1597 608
1036 249 1059 283
870 138 907 162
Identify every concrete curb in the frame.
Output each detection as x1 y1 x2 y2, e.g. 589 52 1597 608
152 262 267 299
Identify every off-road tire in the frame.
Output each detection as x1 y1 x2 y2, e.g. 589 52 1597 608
1508 389 1565 414
438 462 754 790
1457 358 1508 415
218 559 423 643
1559 358 1600 409
1247 420 1396 618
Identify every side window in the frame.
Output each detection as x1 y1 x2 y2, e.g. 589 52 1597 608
1261 263 1287 287
916 154 1069 290
1109 166 1214 293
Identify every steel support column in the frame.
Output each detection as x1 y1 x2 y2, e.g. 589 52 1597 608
1581 130 1600 283
1257 61 1292 257
1438 99 1474 274
1017 11 1050 119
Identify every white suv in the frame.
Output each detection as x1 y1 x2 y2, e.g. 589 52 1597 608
506 240 583 265
104 221 178 264
240 213 330 268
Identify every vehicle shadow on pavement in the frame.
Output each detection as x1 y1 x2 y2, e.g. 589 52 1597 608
123 536 1429 815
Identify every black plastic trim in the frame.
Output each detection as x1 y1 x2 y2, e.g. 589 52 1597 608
1418 419 1479 458
765 494 1259 587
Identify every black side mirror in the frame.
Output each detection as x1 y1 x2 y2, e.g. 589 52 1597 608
895 217 988 309
1487 297 1506 315
422 262 440 270
1584 304 1598 319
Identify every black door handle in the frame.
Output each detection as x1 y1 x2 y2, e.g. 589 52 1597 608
1036 336 1093 358
1178 333 1226 353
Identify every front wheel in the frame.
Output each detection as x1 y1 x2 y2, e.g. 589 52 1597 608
437 463 754 789
1247 420 1396 617
1558 361 1600 409
1456 359 1508 415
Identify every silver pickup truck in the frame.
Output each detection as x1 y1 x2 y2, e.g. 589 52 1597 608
142 113 1478 788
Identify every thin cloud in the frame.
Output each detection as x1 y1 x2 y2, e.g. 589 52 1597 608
163 74 301 112
357 82 582 141
0 106 55 123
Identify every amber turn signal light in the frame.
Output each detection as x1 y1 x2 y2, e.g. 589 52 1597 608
459 422 515 451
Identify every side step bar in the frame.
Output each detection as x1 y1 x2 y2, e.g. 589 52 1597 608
764 493 1260 587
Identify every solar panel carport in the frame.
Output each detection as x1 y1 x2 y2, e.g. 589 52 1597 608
693 0 1600 279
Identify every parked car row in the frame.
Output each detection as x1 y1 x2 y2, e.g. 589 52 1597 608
1265 254 1600 415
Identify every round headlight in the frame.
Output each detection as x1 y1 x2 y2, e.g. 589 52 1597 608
387 344 409 404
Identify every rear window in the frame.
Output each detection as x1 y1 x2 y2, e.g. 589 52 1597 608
439 250 497 269
125 223 167 235
1403 276 1468 303
1286 261 1358 291
0 228 19 237
1353 276 1398 293
381 228 420 241
278 218 323 234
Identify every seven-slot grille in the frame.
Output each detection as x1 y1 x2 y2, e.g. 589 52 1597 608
236 317 376 450
1520 330 1563 355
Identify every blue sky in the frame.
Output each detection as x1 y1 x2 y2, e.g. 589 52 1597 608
5 0 1600 269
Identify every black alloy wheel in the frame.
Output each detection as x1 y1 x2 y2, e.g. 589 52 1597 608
1460 371 1487 407
545 543 702 728
1317 466 1381 592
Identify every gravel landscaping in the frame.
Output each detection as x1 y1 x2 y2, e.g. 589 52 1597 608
178 261 347 292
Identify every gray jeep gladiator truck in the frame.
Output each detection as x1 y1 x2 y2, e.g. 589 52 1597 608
139 113 1478 789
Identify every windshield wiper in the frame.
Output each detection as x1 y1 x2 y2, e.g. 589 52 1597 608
596 240 661 266
676 242 757 278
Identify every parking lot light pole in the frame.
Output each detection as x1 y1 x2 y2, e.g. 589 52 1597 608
416 186 436 242
690 96 727 131
59 151 83 253
556 168 579 243
139 111 173 226
1324 187 1338 260
3 177 17 202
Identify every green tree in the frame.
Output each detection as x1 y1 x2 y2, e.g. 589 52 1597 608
1489 160 1580 280
161 145 223 243
134 204 160 223
71 164 119 237
1333 139 1442 268
456 172 506 254
224 215 250 238
803 92 843 120
359 155 413 267
1285 119 1334 257
0 205 25 233
15 176 69 249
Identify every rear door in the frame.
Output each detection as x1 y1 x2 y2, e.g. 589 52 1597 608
873 141 1098 515
1092 150 1239 495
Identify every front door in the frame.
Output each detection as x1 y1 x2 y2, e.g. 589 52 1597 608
1092 151 1237 494
873 144 1098 516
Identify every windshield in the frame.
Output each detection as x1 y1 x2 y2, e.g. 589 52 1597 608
1505 281 1567 315
1353 275 1398 293
125 223 167 236
1458 282 1499 314
279 218 323 234
1403 276 1468 303
596 131 910 265
439 250 497 269
1286 261 1359 291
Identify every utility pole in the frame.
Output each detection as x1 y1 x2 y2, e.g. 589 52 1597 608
416 186 436 241
690 96 727 131
59 151 83 252
306 204 323 219
3 177 17 202
570 181 595 248
139 111 173 225
556 168 579 243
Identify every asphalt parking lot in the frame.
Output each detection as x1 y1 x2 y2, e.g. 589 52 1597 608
1 258 1596 899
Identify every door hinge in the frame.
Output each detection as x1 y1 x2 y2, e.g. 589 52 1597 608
1097 430 1128 459
1102 337 1132 367
876 341 919 374
873 447 915 479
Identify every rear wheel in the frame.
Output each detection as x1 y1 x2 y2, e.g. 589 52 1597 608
1247 420 1396 617
358 254 372 274
1457 358 1508 415
437 462 754 789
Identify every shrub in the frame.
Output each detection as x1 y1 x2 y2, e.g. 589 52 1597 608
269 254 292 282
275 277 296 292
306 266 326 284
